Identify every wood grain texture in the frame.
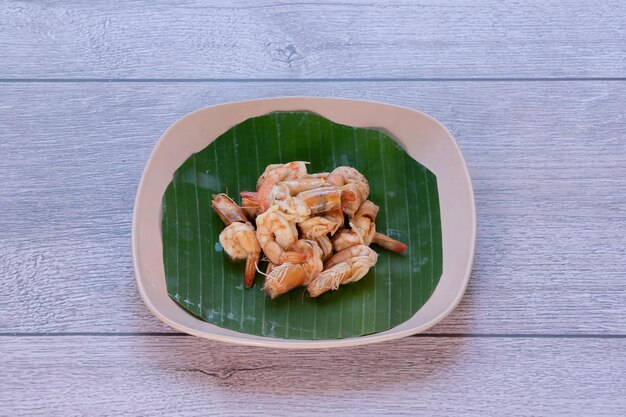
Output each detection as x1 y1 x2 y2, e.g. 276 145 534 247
1 0 626 79
1 82 624 334
1 336 625 416
2 2 625 414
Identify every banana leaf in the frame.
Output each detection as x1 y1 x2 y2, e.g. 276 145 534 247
161 111 442 339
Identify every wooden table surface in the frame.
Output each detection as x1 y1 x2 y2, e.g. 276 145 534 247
1 1 625 415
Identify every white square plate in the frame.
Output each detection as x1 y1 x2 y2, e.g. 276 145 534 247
133 97 475 348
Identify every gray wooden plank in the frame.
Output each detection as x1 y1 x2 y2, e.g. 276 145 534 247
1 336 625 416
0 81 624 334
1 1 625 79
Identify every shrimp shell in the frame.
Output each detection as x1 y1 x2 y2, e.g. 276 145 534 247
298 207 344 239
296 186 343 214
307 245 378 297
264 240 323 299
347 199 379 245
313 235 334 261
211 193 247 225
326 166 370 216
332 229 363 252
257 161 309 211
240 191 260 221
255 205 305 265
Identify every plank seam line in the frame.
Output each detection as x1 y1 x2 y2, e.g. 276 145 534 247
0 77 625 83
0 332 624 339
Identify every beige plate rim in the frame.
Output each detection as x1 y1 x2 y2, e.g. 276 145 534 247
132 96 476 349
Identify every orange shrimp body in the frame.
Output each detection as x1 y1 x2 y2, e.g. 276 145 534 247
295 186 343 215
257 162 309 212
212 163 408 298
331 200 407 253
218 222 261 288
211 193 261 287
326 166 370 216
211 193 247 225
332 200 378 251
298 207 344 239
264 240 324 299
239 191 260 221
313 235 334 261
255 205 307 265
267 179 335 221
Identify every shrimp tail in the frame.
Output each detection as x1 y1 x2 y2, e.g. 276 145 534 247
372 232 408 253
244 252 260 288
257 182 273 212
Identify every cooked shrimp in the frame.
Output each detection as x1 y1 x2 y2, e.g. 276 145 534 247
308 172 330 180
322 207 345 233
334 230 408 253
218 222 261 288
211 193 261 287
297 208 342 261
239 191 259 221
265 177 328 221
255 205 307 265
313 235 334 261
265 178 341 222
264 240 324 299
211 193 247 225
298 207 344 239
322 243 375 269
326 166 369 216
256 162 313 191
280 178 326 195
332 229 363 252
330 200 407 253
295 186 343 214
372 232 408 253
349 200 378 244
257 161 309 211
331 200 377 251
267 182 311 222
213 163 405 296
352 201 407 253
256 163 289 190
307 245 378 297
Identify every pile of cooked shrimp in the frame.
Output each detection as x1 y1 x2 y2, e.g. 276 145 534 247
211 161 407 299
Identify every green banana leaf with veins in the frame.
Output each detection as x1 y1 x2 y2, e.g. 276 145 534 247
161 111 442 340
